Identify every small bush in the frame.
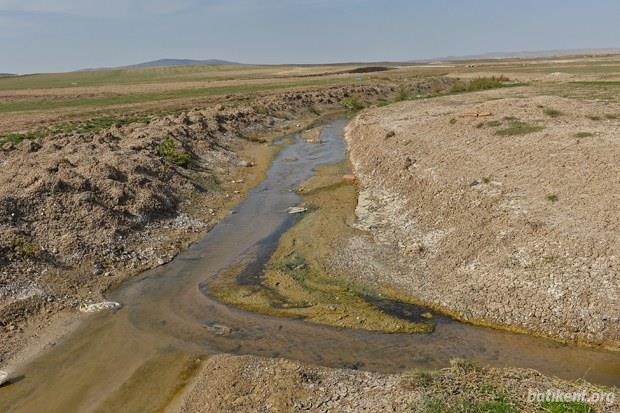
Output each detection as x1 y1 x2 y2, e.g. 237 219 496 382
450 76 511 94
495 121 544 136
450 118 457 125
587 115 602 121
574 132 593 138
543 108 563 118
341 96 364 111
604 113 618 120
158 137 191 168
546 194 559 203
487 120 502 127
396 85 411 102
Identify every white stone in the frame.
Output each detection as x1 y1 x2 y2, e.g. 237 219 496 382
79 301 122 313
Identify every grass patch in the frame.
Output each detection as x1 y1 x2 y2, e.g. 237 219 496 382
396 85 411 102
587 115 602 121
341 96 364 111
495 121 544 136
487 120 502 127
158 137 191 168
574 132 593 138
540 401 592 413
0 130 45 147
543 108 563 118
449 76 513 94
546 194 559 203
604 113 618 120
0 115 152 147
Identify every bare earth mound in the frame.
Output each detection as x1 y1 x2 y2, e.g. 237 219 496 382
344 88 620 348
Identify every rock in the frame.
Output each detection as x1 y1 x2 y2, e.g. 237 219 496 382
287 206 308 214
79 301 122 313
0 370 9 386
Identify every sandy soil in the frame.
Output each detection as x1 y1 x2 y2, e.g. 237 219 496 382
343 87 620 348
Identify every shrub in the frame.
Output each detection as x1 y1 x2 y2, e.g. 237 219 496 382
450 76 511 94
546 194 559 203
396 85 411 102
574 132 593 138
158 137 191 168
341 96 364 111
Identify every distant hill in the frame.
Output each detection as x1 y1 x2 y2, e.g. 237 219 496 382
419 48 620 63
80 59 240 71
0 73 15 78
125 58 239 68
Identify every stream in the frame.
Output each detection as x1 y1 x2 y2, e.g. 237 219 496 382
1 118 618 412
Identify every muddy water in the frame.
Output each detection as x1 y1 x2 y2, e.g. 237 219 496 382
1 119 619 412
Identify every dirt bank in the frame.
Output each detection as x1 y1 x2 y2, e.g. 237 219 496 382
178 354 619 413
344 88 620 348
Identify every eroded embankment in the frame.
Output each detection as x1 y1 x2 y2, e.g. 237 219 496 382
344 89 620 348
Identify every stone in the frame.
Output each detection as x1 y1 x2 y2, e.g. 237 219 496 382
287 206 308 214
79 301 122 313
0 370 9 386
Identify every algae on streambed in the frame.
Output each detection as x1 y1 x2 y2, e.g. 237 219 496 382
212 161 436 333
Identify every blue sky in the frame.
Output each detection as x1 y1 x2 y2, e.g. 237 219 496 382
1 0 618 74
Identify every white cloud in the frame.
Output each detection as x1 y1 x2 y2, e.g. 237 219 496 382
0 0 199 18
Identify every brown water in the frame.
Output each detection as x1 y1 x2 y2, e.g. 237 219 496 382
1 119 618 413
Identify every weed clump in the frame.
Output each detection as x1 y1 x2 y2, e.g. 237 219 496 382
495 121 544 136
158 137 191 168
574 132 593 138
341 96 364 111
543 108 563 118
450 76 511 94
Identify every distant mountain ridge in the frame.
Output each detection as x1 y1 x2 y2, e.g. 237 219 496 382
80 58 240 71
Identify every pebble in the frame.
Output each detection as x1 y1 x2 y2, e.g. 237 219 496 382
79 301 122 313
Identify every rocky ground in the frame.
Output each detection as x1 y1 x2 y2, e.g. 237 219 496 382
343 87 620 348
0 78 454 365
178 354 619 413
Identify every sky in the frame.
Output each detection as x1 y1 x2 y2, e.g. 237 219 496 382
0 0 619 74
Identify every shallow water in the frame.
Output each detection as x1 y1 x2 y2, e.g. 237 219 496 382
1 119 618 412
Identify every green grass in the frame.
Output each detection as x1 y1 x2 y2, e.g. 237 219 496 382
540 401 592 413
574 132 594 138
0 76 364 113
487 120 502 127
0 115 152 146
543 108 563 118
0 64 267 90
449 76 513 94
546 194 559 203
158 137 191 168
495 121 544 136
341 96 364 111
396 85 411 102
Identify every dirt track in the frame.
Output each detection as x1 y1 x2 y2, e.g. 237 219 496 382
344 87 620 348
